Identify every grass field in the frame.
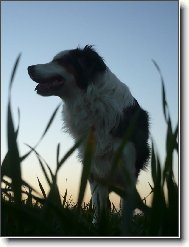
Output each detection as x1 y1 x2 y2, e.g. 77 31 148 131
1 55 179 237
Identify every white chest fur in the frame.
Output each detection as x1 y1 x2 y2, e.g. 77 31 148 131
62 68 134 174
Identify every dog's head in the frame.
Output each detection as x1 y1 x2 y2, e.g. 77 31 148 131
28 45 106 98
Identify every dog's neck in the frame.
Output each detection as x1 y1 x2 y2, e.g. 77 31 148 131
62 68 134 155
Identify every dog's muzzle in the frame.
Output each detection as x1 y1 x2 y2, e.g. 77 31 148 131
28 65 65 96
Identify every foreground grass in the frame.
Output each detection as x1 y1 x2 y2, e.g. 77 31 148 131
1 55 179 237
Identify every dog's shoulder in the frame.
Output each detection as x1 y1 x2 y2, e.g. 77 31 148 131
110 99 149 136
110 99 150 175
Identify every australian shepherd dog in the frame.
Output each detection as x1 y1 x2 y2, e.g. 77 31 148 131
28 45 150 225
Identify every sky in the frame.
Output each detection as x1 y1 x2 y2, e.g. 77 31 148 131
1 1 178 207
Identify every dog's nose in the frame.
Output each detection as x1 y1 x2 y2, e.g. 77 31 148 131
28 65 35 75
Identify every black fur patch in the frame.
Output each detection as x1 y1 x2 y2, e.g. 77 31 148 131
54 45 106 90
110 99 150 177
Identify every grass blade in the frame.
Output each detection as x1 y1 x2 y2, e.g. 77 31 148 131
56 137 83 173
7 55 22 204
2 178 41 198
15 108 20 139
56 143 60 172
47 181 62 207
37 177 47 199
9 53 21 93
25 187 33 206
44 161 55 182
37 103 61 144
1 152 11 178
166 176 178 235
25 144 51 186
173 123 178 153
2 109 21 177
77 129 95 208
20 104 61 162
152 59 169 123
62 189 68 208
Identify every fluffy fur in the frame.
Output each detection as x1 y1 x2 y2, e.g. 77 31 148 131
28 45 150 223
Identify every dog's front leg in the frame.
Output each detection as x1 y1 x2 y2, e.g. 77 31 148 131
89 178 109 224
121 142 137 235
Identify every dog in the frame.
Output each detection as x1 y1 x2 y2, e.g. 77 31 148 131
28 45 150 224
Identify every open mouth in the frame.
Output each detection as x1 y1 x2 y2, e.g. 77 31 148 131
35 76 65 96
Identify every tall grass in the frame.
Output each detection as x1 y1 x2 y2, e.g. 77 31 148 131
1 55 179 237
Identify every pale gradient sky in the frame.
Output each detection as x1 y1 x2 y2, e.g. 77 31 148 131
1 1 178 207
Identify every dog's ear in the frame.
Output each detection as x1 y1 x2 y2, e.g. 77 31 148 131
80 45 106 80
66 45 106 90
74 45 106 88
